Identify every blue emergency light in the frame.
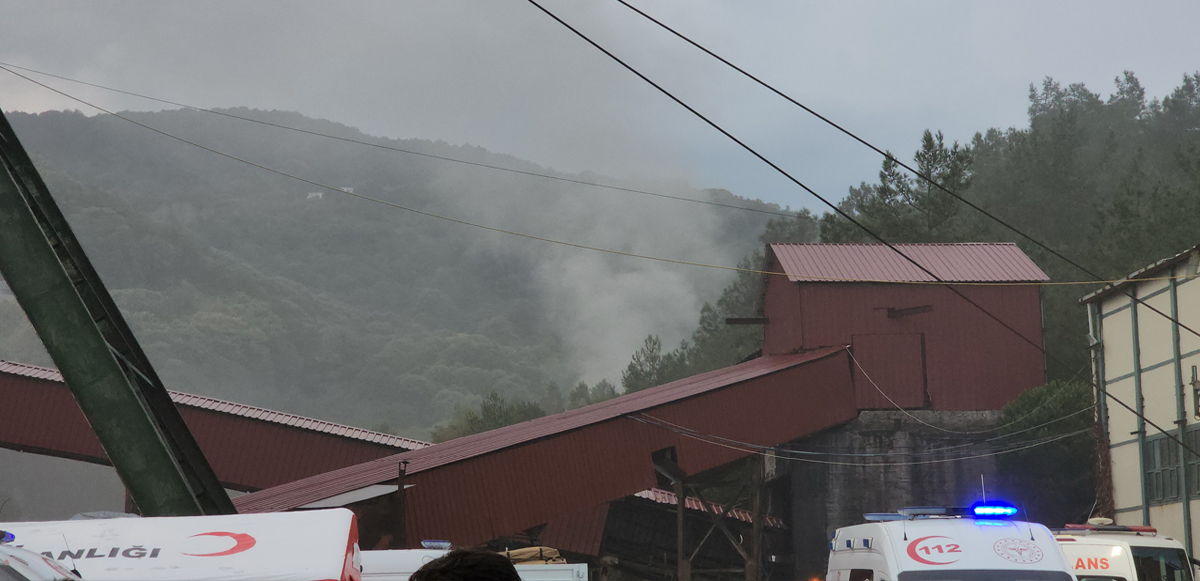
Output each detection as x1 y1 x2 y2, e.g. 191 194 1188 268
971 501 1018 517
0 530 13 544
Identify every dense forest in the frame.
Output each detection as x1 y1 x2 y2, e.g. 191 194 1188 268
616 71 1200 398
2 71 1198 445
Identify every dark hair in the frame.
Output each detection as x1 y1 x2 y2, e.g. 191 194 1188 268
409 548 521 581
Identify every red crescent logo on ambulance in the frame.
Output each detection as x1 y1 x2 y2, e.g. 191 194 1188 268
907 536 960 565
182 532 257 557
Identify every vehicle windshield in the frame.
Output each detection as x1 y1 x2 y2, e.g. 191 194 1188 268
1132 547 1192 581
898 571 1074 581
0 564 30 581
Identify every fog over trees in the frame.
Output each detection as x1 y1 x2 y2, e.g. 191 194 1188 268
0 106 783 439
2 71 1198 453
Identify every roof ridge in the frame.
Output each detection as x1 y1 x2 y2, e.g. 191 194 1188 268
0 359 431 450
232 347 848 513
768 242 1017 246
766 242 1048 283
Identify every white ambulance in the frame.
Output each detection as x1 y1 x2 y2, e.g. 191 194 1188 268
1 530 81 581
828 504 1074 581
1055 519 1193 581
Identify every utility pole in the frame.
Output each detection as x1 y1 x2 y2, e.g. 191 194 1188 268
0 108 233 516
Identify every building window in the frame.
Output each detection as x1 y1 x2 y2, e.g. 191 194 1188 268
1186 428 1200 495
1145 436 1180 504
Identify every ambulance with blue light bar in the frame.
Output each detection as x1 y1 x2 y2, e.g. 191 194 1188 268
828 502 1073 581
1 530 81 581
1054 518 1193 581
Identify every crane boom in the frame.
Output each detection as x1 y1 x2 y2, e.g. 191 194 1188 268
0 108 234 516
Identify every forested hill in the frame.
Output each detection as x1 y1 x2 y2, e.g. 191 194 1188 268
0 108 786 438
819 72 1200 376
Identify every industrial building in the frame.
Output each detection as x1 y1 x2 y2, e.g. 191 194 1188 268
1080 244 1200 555
2 243 1051 580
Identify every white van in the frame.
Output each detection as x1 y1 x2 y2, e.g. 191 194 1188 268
1055 520 1192 581
828 505 1074 581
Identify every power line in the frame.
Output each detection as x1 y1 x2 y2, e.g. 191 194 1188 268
611 0 1200 346
520 0 1200 462
1 64 1190 288
849 347 1091 436
3 47 1185 462
630 413 1091 468
636 396 1095 459
0 66 815 279
0 60 802 221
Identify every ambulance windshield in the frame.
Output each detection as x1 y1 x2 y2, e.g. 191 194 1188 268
897 570 1074 581
1131 547 1191 581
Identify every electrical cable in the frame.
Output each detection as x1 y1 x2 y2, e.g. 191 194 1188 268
2 66 1180 288
636 401 1095 459
2 50 1184 458
0 66 821 280
0 60 801 221
629 413 1090 467
520 0 1200 461
2 61 1123 473
611 0 1200 345
849 347 1090 435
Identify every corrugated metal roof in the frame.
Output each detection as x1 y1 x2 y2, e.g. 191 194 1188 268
1079 245 1200 304
234 347 848 514
0 360 429 451
633 488 785 529
769 243 1049 283
540 502 611 557
0 360 64 382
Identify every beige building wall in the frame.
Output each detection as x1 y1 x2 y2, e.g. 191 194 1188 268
1089 248 1200 556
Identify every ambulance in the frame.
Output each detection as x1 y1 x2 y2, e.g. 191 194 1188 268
1 508 362 581
1054 519 1193 581
828 503 1074 581
1 531 81 581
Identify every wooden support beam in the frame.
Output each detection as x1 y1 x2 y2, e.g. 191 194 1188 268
674 479 691 581
746 457 764 581
688 485 750 562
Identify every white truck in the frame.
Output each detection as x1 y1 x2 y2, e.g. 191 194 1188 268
828 504 1074 581
1055 519 1193 581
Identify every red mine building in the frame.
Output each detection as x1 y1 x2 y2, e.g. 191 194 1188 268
1 243 1049 580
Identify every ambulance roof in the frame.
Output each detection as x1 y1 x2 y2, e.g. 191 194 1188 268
1055 532 1186 550
835 517 1068 573
0 508 358 581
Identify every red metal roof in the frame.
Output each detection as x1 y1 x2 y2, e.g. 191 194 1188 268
633 488 785 529
539 503 611 557
0 360 429 451
769 243 1049 283
233 346 851 516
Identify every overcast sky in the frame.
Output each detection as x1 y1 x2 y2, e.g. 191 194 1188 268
2 1 1197 211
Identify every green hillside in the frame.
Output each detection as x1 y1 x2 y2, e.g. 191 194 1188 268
0 108 785 438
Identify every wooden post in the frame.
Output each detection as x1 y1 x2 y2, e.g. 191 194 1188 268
746 457 764 581
395 460 408 548
674 480 690 581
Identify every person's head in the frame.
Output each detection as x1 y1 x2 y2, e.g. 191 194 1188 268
409 548 521 581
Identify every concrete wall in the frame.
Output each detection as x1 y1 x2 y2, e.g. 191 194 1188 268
784 410 1003 579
